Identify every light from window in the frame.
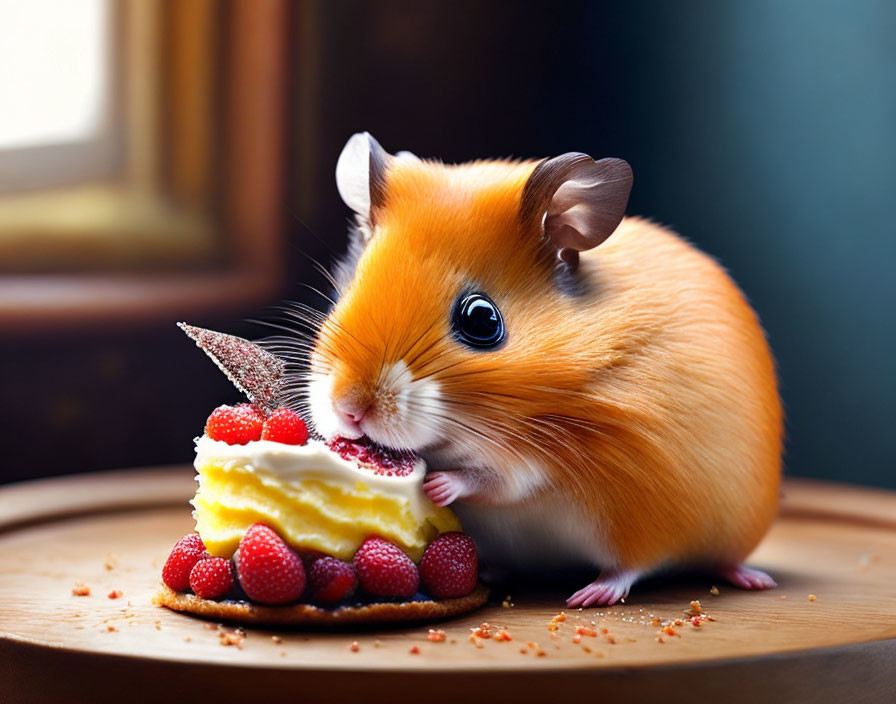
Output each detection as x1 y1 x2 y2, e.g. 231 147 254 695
0 0 109 150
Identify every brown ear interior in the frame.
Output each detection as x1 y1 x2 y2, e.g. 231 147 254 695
520 153 633 262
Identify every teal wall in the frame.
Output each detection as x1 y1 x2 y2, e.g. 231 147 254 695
575 1 895 486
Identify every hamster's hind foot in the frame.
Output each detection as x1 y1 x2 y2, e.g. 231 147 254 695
566 568 642 608
717 563 777 590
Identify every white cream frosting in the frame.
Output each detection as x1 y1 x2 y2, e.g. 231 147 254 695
193 436 433 521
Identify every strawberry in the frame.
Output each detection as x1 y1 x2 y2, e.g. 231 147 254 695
236 523 305 605
189 556 234 599
308 557 358 604
420 532 478 599
298 549 327 571
161 533 207 592
205 404 263 445
261 408 309 445
353 536 419 598
235 403 265 421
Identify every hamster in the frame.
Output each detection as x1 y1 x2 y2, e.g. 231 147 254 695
302 132 782 606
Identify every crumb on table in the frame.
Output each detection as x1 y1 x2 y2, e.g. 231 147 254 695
72 581 91 596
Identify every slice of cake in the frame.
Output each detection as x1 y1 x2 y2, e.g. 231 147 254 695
193 432 459 563
154 325 487 625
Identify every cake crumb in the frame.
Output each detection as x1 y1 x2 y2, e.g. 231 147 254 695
219 630 245 648
374 639 382 648
350 641 360 652
470 623 491 639
184 637 191 642
427 629 446 643
272 635 283 644
107 589 123 599
409 645 420 655
688 600 703 616
154 621 162 631
808 594 817 602
103 554 118 571
502 594 514 608
780 595 788 600
494 629 512 642
710 585 720 596
72 581 91 596
106 625 117 632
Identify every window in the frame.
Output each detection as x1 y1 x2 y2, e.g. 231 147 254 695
0 0 118 192
0 0 288 329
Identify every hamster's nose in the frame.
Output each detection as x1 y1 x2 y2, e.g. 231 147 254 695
333 397 371 434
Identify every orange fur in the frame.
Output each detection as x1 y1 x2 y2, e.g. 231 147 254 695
312 157 782 572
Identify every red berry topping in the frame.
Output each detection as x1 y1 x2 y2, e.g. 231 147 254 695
205 404 263 445
420 532 478 599
189 556 234 599
353 536 419 598
327 437 417 477
236 523 305 605
161 533 207 592
308 557 358 604
235 403 265 421
261 408 309 445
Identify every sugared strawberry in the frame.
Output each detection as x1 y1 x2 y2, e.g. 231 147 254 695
236 523 305 605
353 536 419 598
261 408 309 445
189 556 234 599
420 532 478 599
205 404 263 445
162 533 207 592
308 557 358 604
235 403 265 421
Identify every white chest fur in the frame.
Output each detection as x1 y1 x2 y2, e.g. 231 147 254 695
453 494 618 571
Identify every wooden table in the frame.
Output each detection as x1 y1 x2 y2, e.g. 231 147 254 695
1 468 895 703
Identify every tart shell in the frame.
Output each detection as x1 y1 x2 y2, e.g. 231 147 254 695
154 584 489 626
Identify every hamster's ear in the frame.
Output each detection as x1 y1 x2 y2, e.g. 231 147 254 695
520 153 632 270
335 132 393 229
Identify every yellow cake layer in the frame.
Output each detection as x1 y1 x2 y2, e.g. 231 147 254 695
192 458 460 562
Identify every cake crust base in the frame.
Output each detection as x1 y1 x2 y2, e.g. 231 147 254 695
154 584 489 626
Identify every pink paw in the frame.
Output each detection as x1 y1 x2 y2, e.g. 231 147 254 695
566 569 641 608
718 564 777 590
422 471 468 507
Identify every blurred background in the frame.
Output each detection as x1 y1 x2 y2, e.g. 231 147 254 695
0 0 892 488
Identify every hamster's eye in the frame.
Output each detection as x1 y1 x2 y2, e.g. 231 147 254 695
451 292 505 350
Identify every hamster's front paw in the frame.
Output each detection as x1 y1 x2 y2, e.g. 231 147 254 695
422 471 470 507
